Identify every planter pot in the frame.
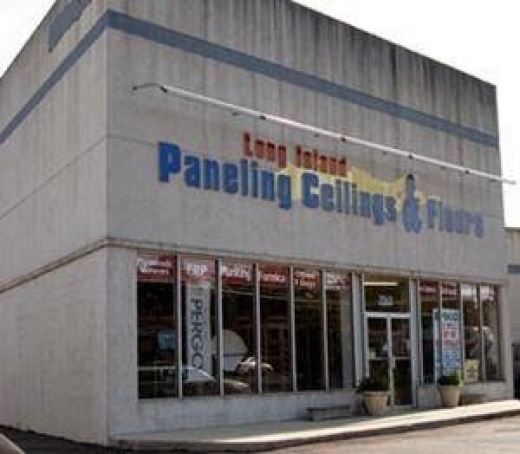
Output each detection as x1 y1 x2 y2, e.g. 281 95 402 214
363 391 389 416
438 385 461 408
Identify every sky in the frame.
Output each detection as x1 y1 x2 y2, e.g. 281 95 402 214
0 0 518 226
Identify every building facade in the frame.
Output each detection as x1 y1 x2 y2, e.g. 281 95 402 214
0 0 512 446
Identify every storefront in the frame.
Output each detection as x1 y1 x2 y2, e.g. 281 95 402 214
0 0 512 446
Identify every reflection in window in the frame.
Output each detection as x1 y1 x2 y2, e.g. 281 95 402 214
462 284 482 382
260 265 292 392
221 262 256 394
364 275 409 313
326 272 353 389
137 254 177 399
481 286 501 381
181 258 218 396
419 281 439 384
294 268 323 391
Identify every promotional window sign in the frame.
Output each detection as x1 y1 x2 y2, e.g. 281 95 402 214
182 259 214 381
185 283 212 380
433 308 462 378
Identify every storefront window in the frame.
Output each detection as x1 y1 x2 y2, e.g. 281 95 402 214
419 280 439 384
259 265 292 392
364 275 409 313
462 284 482 383
137 254 177 398
221 262 257 394
481 286 501 381
294 268 323 391
181 258 218 396
326 271 353 389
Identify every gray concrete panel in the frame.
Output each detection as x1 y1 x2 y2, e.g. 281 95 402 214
0 249 108 444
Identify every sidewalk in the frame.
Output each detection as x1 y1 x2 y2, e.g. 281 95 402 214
113 400 520 452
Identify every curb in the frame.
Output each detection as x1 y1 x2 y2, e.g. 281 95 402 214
114 408 520 453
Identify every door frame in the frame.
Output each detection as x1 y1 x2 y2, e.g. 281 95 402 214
364 312 414 408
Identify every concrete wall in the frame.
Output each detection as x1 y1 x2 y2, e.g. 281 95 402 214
0 249 108 444
105 0 505 282
0 1 109 285
507 229 520 343
0 1 110 444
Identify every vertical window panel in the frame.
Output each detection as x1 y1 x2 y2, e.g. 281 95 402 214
326 271 353 389
259 265 292 392
181 257 218 396
221 262 256 394
481 285 501 381
294 268 323 391
419 280 439 384
462 284 482 382
137 254 177 399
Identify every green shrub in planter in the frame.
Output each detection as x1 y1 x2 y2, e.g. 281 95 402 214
437 370 462 386
437 370 462 408
356 374 389 393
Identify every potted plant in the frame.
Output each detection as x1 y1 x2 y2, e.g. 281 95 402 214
437 370 462 408
357 374 389 416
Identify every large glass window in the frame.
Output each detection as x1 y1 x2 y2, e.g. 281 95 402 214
481 286 501 381
364 275 409 313
419 280 439 384
136 253 376 398
326 271 353 389
462 284 482 383
259 265 292 392
181 257 218 396
137 254 177 399
221 262 257 394
294 268 323 391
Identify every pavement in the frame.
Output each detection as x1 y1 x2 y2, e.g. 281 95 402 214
113 400 520 452
3 400 520 453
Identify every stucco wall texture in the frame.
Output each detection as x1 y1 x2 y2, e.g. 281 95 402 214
0 0 509 445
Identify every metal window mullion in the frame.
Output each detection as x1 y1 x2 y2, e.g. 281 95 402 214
321 270 329 391
176 255 183 398
255 263 262 393
417 280 424 384
216 259 224 395
408 278 418 406
358 273 368 381
290 266 297 392
438 281 444 378
496 286 503 380
387 315 394 407
478 286 486 382
459 284 466 380
350 272 359 386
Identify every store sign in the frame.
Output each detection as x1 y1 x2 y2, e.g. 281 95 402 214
158 133 484 237
221 262 253 285
434 308 462 378
137 254 174 282
377 294 394 307
294 270 319 290
185 283 212 378
326 272 351 291
259 266 288 286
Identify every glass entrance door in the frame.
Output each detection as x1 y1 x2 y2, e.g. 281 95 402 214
366 315 412 406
